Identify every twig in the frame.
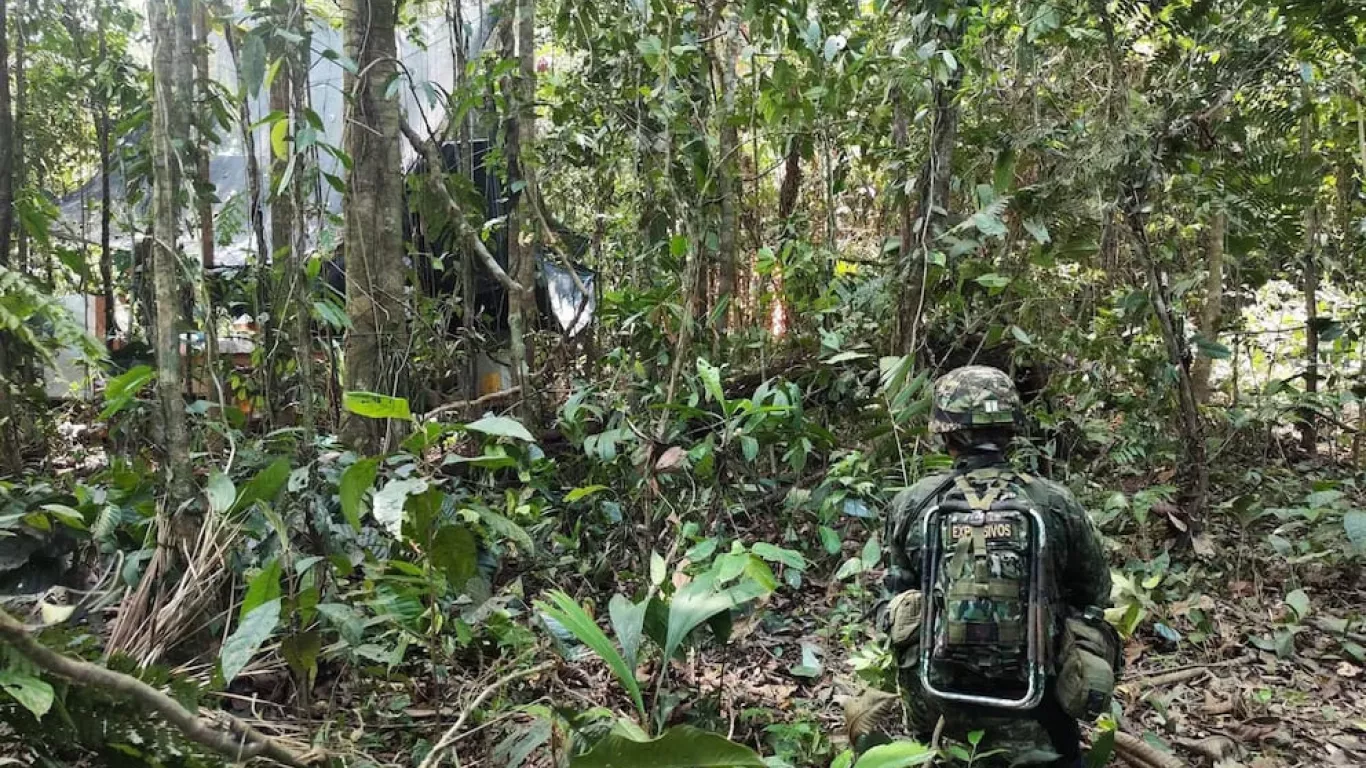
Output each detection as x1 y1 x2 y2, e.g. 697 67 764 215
423 387 524 422
417 661 555 768
1133 667 1209 689
0 609 319 767
1311 617 1366 644
1113 730 1187 768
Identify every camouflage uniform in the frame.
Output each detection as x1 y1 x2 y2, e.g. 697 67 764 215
879 367 1112 767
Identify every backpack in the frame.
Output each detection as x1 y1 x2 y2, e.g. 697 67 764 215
917 468 1052 711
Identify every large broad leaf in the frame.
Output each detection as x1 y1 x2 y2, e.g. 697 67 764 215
569 725 765 767
430 524 478 591
1344 510 1366 552
206 470 236 515
608 594 649 670
240 558 282 620
343 391 413 421
476 508 535 553
534 590 645 723
852 741 936 768
339 458 379 532
467 415 536 442
229 459 291 516
696 358 726 409
372 478 427 538
664 573 738 662
0 671 54 719
100 365 155 419
220 599 281 685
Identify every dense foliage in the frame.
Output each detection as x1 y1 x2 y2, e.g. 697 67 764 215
0 0 1364 766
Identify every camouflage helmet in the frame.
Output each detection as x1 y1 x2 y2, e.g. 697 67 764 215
928 365 1023 434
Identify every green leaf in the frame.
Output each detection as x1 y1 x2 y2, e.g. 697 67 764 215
565 485 608 503
569 725 765 767
1285 589 1311 620
476 508 535 553
819 526 842 556
431 524 478 591
665 573 737 661
696 358 726 407
241 558 282 620
270 119 290 160
206 471 236 515
343 392 413 421
790 641 822 678
969 209 1008 238
650 552 667 586
1010 325 1033 345
230 459 291 515
281 630 321 684
372 478 427 538
242 34 267 96
535 590 646 723
739 435 759 462
339 458 379 532
974 273 1011 291
220 599 281 685
1345 511 1366 551
852 740 936 768
608 594 649 670
0 671 54 719
1193 335 1231 360
751 542 805 570
1023 217 1051 244
100 365 155 419
467 415 536 442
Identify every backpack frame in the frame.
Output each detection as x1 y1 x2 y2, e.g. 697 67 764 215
917 474 1049 711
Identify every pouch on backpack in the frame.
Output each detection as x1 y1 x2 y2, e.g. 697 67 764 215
1055 614 1121 720
888 589 923 651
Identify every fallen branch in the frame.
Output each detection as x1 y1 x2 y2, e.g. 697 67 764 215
1113 730 1187 768
398 119 526 297
1133 667 1209 689
423 386 523 422
1311 617 1366 644
418 661 555 768
0 609 319 767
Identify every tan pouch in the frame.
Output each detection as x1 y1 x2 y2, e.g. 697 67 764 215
888 589 923 651
1055 616 1120 720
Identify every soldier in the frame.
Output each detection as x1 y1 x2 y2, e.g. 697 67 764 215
879 366 1117 767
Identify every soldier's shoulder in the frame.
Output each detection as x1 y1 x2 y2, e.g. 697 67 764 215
890 472 954 512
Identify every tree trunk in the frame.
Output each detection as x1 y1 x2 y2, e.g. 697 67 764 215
0 0 12 272
1123 189 1209 520
340 0 407 453
149 0 192 500
1190 211 1225 403
290 18 315 445
712 10 739 340
1300 89 1319 456
99 0 115 341
449 0 478 399
895 21 964 356
503 0 536 422
194 2 213 270
13 0 26 272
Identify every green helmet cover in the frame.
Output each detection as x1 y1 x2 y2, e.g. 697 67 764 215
928 365 1023 434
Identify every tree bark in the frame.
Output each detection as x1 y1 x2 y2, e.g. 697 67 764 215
503 0 537 421
194 1 214 271
450 0 478 399
1123 184 1209 520
149 0 192 499
1190 211 1225 403
0 0 12 272
1300 88 1319 455
340 0 407 453
895 20 964 356
13 0 26 272
290 12 315 446
99 0 115 341
712 10 739 341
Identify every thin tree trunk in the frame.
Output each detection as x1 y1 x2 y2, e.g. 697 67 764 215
149 0 192 500
896 21 964 356
503 0 537 422
99 0 115 341
1190 211 1225 403
194 2 213 271
340 0 407 453
1123 188 1209 520
0 0 12 272
449 0 479 399
1300 88 1319 455
1355 77 1366 468
290 19 315 445
712 11 738 341
13 0 26 272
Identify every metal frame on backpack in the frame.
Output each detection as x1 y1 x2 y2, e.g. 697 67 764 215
918 498 1049 711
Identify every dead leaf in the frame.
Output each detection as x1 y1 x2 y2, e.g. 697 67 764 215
1192 533 1216 557
1337 662 1362 679
1177 734 1237 762
654 446 688 474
